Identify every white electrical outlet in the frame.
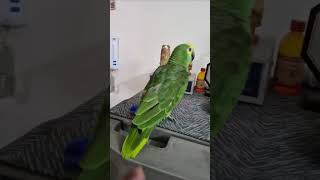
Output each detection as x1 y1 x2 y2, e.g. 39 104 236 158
0 0 26 26
110 37 119 70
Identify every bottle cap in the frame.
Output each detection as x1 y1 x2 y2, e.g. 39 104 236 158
291 20 306 32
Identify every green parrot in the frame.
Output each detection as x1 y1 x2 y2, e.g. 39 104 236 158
77 94 109 180
212 0 255 137
121 43 195 160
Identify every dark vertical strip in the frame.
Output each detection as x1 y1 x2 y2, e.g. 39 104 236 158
106 0 111 179
211 0 254 136
211 0 254 179
76 0 110 179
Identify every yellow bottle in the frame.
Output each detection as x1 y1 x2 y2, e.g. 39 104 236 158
195 68 206 93
273 20 306 96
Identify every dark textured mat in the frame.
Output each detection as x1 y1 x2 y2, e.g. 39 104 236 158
211 92 320 180
0 90 107 179
110 92 210 142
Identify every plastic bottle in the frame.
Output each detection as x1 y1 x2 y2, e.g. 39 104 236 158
273 20 306 96
195 68 206 93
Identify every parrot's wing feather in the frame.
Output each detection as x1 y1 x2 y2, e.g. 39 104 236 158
212 0 255 136
138 66 165 103
133 64 188 129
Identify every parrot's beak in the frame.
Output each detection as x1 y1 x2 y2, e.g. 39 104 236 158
191 51 195 61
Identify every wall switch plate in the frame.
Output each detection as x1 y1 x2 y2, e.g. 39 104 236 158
110 0 116 11
0 0 26 26
110 37 119 70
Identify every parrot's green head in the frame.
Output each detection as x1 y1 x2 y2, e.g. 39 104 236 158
169 43 195 70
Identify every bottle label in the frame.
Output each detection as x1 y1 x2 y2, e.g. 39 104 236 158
196 80 206 89
274 56 304 86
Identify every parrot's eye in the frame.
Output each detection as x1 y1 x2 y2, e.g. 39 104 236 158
188 48 192 52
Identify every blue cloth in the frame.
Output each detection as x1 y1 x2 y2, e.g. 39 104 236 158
63 138 90 171
130 104 138 116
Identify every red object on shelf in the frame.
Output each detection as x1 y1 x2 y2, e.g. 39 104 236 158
195 87 205 93
291 20 306 32
273 82 302 96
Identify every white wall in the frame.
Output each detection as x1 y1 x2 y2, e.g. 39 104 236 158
257 0 319 41
110 0 210 86
0 0 107 148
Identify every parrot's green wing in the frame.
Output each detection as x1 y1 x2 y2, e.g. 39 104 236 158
212 0 255 137
121 64 189 159
78 94 109 180
133 64 189 129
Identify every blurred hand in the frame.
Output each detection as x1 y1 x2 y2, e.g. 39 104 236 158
121 166 145 180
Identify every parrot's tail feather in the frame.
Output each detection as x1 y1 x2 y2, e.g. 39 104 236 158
121 125 154 160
